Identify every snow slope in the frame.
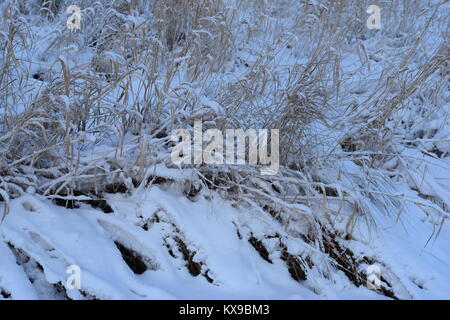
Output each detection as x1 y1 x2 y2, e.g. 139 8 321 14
1 181 449 300
0 0 449 300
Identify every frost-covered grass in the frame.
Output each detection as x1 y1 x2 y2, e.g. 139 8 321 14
0 0 449 299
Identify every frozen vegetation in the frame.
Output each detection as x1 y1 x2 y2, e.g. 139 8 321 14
0 0 449 299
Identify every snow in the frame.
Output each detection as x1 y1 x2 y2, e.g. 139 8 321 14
0 0 449 300
1 183 449 300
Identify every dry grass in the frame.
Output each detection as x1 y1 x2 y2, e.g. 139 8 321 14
0 0 448 239
0 0 448 299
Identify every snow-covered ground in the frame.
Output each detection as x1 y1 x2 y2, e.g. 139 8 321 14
0 0 449 299
1 182 449 299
